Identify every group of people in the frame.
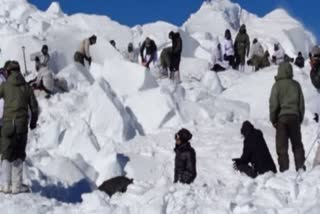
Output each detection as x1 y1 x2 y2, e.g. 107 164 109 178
211 24 306 73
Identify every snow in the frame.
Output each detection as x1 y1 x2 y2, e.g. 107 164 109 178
0 0 318 213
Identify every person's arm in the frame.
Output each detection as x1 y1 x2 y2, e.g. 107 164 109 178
299 84 305 123
246 35 250 57
173 37 182 54
84 39 91 59
269 84 279 126
0 84 4 99
238 140 251 164
41 54 50 67
180 150 197 184
140 42 145 61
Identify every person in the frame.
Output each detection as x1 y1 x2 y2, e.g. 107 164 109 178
0 61 39 194
271 43 285 65
232 121 277 178
98 176 133 197
310 46 320 90
234 24 250 72
247 38 265 71
159 47 172 77
110 40 116 48
222 29 235 68
35 45 50 71
294 52 305 69
269 62 306 172
125 42 139 63
262 50 271 68
169 31 183 81
211 43 228 72
174 128 197 184
140 37 157 69
74 35 97 66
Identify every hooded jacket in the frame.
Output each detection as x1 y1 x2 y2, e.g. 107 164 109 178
269 62 305 124
239 121 277 174
234 25 250 56
0 70 38 121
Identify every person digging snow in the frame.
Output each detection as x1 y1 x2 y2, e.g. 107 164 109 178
34 45 50 71
269 61 306 172
140 37 157 69
233 121 277 178
74 35 97 66
0 61 39 194
234 24 250 72
174 128 197 184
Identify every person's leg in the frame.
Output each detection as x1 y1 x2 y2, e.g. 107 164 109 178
212 64 226 72
236 163 258 178
276 116 290 172
287 116 306 171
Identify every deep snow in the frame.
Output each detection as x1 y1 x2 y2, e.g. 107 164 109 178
0 0 319 213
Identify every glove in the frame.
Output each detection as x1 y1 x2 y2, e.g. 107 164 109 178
232 159 240 171
30 113 38 130
35 56 40 62
314 113 319 123
88 57 92 66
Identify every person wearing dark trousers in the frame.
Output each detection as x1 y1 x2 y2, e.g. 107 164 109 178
233 121 277 178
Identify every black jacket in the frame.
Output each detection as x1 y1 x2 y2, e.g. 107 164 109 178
239 124 277 175
140 40 157 58
174 142 197 184
98 176 133 197
294 56 305 68
171 33 183 55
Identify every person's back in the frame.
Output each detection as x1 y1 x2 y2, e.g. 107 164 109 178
272 44 285 65
242 126 277 174
251 41 264 58
294 52 305 68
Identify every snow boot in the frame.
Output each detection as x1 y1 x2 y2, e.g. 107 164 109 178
11 159 29 194
0 160 12 193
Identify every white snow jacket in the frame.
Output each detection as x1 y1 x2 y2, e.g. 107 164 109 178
212 45 229 69
250 42 264 58
36 67 54 92
221 38 235 57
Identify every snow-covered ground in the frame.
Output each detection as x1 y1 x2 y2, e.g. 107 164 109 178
0 0 319 213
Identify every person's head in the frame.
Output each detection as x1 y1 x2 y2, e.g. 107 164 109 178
169 31 174 40
239 24 246 34
89 35 97 45
274 43 279 51
41 44 48 55
253 38 258 44
311 45 320 59
298 52 302 57
3 60 20 78
240 121 254 138
175 128 192 145
310 45 320 68
225 29 231 40
128 43 134 52
145 37 152 47
110 40 116 48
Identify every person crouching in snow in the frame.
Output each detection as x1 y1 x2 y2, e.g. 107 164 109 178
74 35 97 67
0 61 39 194
174 128 197 184
233 121 277 178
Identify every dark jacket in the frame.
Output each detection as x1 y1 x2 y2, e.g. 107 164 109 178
171 33 182 55
234 25 250 56
140 40 157 58
294 56 305 68
269 62 305 124
98 176 133 197
174 142 197 184
239 122 277 174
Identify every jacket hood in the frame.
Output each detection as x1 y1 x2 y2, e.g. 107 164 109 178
7 71 26 86
241 121 254 138
239 25 246 34
275 62 293 81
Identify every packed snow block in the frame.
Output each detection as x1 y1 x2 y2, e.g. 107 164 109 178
180 57 210 81
90 143 124 186
103 59 158 97
201 71 224 95
56 63 95 90
85 79 138 142
28 18 51 35
125 87 176 133
58 118 100 162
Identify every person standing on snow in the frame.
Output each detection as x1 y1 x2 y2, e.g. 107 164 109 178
269 62 306 172
234 24 250 72
271 43 286 65
125 43 139 63
247 38 265 71
169 31 183 81
34 45 50 71
74 35 97 66
160 46 172 77
222 29 235 68
174 128 197 184
0 61 39 194
140 37 157 69
233 121 277 178
294 52 305 69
